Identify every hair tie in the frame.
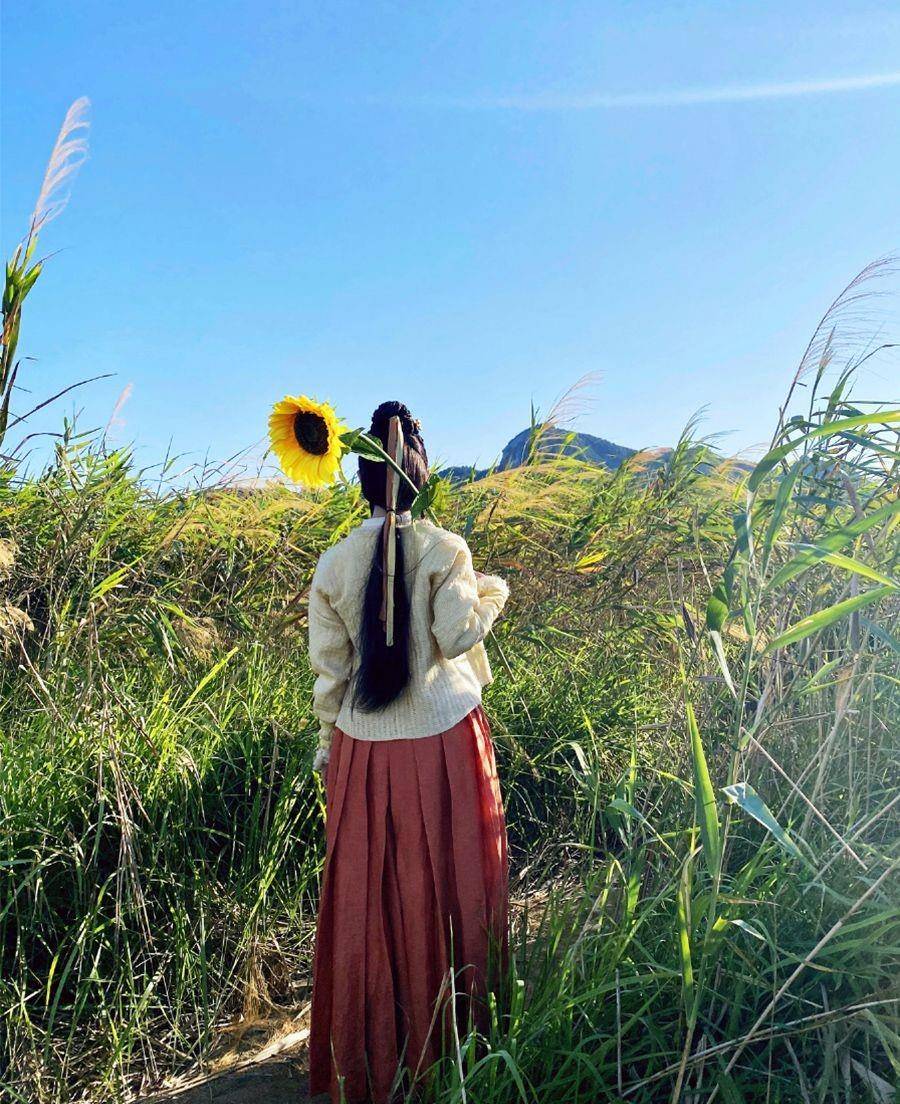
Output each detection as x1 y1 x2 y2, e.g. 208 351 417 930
379 415 404 646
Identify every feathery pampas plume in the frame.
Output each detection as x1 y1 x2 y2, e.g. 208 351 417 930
30 96 91 236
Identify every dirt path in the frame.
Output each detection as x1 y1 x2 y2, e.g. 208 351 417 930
146 1057 309 1103
139 1009 314 1103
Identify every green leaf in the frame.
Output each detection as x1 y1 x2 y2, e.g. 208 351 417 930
341 428 430 514
748 409 900 491
733 507 753 556
687 703 721 875
765 586 893 653
605 798 675 855
677 854 695 1016
89 555 144 601
711 1065 745 1104
761 458 802 565
567 739 590 773
799 657 843 695
747 443 802 493
728 918 767 941
606 797 644 822
859 616 900 655
705 582 729 632
709 630 737 697
722 781 802 860
813 550 898 589
340 427 385 462
20 261 42 297
410 472 441 519
178 647 239 713
766 500 900 590
90 565 132 601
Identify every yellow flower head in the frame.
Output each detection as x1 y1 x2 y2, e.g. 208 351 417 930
268 395 347 488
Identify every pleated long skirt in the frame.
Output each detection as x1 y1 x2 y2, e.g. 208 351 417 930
308 705 508 1104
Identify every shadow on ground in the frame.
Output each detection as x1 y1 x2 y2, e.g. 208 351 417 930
146 1057 309 1103
139 1008 313 1103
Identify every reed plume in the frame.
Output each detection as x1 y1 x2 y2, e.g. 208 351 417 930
29 96 91 237
1 99 91 451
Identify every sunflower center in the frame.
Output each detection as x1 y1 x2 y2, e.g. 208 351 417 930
293 411 330 455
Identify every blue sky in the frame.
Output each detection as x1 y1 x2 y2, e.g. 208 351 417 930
2 1 899 476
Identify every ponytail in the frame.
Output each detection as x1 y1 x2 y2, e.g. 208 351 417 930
353 530 411 711
352 401 429 712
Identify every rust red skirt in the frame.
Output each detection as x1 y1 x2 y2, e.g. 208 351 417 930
308 705 508 1104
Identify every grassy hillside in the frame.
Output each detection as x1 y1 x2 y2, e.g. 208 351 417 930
1 325 898 1102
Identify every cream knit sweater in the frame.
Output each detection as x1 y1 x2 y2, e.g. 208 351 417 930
307 515 509 765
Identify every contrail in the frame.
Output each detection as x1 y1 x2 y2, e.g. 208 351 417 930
440 71 900 110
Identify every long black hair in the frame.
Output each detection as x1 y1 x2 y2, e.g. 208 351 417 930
352 401 429 712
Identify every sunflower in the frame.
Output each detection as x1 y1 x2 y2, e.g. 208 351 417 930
268 395 347 488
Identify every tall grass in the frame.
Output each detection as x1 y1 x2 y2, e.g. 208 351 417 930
420 286 899 1102
2 325 896 1100
0 112 897 1098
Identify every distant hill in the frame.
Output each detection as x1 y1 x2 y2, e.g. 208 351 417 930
499 425 636 470
440 423 644 483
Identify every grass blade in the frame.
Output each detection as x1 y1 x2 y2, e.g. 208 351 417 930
722 782 802 860
748 409 900 491
687 703 721 876
764 585 893 653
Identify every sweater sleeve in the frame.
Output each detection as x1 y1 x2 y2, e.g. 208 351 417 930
431 538 509 661
308 555 352 764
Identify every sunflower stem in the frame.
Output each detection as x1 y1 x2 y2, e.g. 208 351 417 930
344 430 437 521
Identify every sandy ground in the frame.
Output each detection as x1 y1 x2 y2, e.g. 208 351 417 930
139 1008 315 1103
146 1058 309 1103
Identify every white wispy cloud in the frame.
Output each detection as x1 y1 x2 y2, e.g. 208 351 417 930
442 71 900 110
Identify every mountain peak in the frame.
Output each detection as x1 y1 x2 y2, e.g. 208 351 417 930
498 423 635 470
441 424 640 482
